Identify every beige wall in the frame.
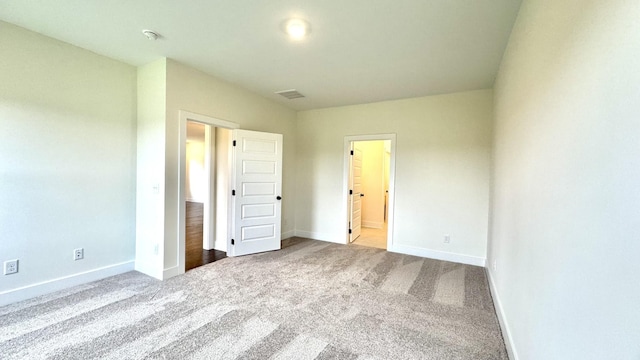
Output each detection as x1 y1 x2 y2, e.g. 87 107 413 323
296 89 493 264
489 0 640 358
0 21 137 304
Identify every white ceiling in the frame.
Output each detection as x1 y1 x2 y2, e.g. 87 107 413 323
0 0 522 111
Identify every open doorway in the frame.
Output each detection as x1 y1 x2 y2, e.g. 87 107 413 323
184 121 227 270
178 111 239 274
344 134 396 250
348 140 391 249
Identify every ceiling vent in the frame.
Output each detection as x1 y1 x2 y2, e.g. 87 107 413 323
275 89 305 99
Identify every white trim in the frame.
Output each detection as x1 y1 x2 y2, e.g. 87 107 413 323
388 243 486 267
487 269 518 360
162 265 183 280
202 125 215 250
294 230 343 244
178 110 239 277
362 221 384 229
0 261 135 307
343 134 397 250
180 110 240 130
281 230 295 240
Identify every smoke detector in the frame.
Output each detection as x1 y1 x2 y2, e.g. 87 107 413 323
142 30 159 40
275 89 305 99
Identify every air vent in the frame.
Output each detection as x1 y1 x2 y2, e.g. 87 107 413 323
275 89 305 99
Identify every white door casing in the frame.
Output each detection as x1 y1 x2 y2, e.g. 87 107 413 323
230 129 283 256
349 144 363 242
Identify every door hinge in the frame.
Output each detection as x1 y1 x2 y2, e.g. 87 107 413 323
232 190 236 196
233 140 236 146
350 150 354 155
349 229 352 234
349 189 353 195
231 239 235 245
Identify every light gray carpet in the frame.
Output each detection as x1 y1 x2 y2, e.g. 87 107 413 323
0 239 507 359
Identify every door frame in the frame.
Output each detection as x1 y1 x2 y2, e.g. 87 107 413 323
178 110 239 274
342 134 397 248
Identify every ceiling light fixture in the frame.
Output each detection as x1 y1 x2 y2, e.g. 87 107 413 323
283 18 310 40
142 29 159 40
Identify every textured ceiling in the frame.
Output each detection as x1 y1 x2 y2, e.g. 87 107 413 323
0 0 522 110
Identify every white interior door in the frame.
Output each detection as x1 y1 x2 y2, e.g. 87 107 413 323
230 129 283 256
349 144 363 242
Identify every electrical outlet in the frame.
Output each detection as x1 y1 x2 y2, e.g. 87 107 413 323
444 234 450 243
74 248 84 261
4 259 18 275
492 260 497 271
153 244 159 256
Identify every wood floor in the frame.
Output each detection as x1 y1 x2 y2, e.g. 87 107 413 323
186 201 226 271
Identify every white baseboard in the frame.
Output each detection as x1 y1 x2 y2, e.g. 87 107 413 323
163 265 184 280
362 221 383 229
487 270 518 360
294 231 486 267
387 243 486 267
0 261 135 307
281 230 295 240
294 230 345 244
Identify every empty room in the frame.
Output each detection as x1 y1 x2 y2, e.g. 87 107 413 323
0 1 638 359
